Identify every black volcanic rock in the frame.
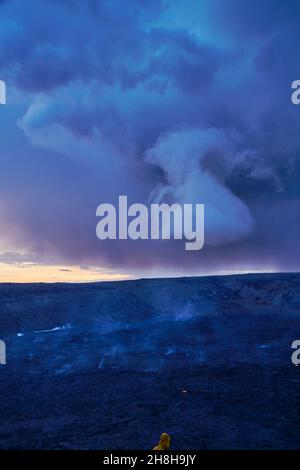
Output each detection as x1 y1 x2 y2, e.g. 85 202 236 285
0 273 299 449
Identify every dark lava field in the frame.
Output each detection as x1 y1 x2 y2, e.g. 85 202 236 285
0 273 299 449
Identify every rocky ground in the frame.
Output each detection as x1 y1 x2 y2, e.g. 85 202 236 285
0 273 299 449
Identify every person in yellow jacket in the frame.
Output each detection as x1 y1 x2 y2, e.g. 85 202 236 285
153 433 171 450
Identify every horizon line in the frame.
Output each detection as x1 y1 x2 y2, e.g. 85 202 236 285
0 270 298 285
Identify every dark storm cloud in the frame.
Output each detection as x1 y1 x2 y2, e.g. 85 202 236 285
0 0 300 273
207 0 300 38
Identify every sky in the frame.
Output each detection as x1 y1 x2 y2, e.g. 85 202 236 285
0 0 300 282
